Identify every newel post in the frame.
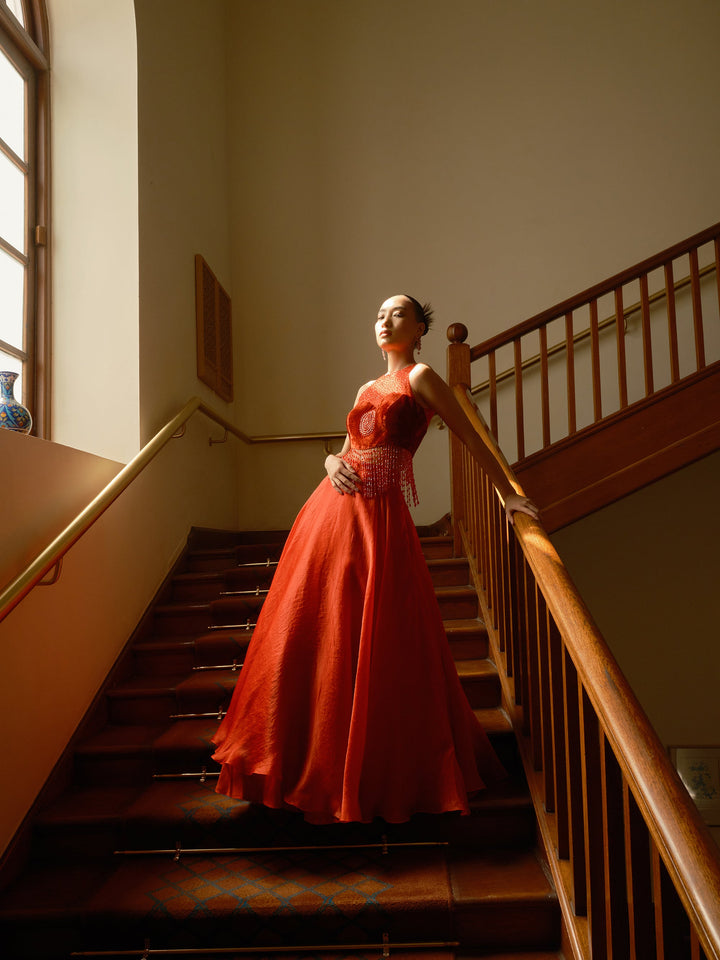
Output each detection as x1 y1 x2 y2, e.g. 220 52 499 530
446 323 471 557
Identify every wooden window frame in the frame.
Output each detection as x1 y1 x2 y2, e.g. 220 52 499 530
0 0 50 437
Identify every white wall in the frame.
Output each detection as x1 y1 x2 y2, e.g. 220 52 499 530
48 0 140 462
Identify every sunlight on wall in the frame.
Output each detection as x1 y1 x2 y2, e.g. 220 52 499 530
48 0 139 462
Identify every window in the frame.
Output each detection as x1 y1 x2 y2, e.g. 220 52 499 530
0 0 49 435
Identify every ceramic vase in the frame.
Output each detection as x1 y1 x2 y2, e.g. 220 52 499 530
0 371 33 434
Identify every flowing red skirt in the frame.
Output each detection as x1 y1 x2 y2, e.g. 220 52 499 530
211 477 505 824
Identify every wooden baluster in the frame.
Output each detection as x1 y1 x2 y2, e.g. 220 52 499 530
508 527 522 692
580 688 607 957
715 239 720 338
447 323 471 556
514 337 525 460
565 311 577 436
624 782 654 960
536 586 555 809
615 286 628 409
563 651 587 915
540 324 551 447
665 261 680 383
601 739 630 957
488 489 500 631
690 927 708 960
689 247 706 371
590 299 602 421
479 470 490 599
513 533 530 715
489 349 499 441
640 273 654 397
498 510 511 660
525 560 541 761
548 617 569 859
652 844 691 959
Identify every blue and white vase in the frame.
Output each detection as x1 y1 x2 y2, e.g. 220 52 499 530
0 371 32 434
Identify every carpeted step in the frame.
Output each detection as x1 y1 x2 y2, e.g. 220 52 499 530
425 556 470 587
73 710 517 788
449 847 559 950
0 841 558 959
418 535 454 560
106 655 499 725
173 556 469 602
455 660 501 708
445 620 488 660
0 844 458 959
433 587 478 620
183 540 285 573
31 776 535 863
133 619 487 678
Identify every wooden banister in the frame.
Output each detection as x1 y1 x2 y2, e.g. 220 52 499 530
447 378 720 959
466 223 720 478
470 221 720 364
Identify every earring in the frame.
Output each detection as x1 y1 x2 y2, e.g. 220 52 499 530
415 336 422 354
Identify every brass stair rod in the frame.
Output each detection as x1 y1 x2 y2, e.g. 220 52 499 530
470 261 716 397
191 660 243 672
208 619 257 631
71 937 461 957
115 838 449 858
220 587 268 597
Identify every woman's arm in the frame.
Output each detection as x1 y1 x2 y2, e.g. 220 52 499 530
410 364 539 521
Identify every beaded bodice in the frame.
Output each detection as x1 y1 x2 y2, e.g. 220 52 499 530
342 364 433 506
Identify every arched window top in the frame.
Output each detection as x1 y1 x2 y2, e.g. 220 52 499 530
1 0 49 54
4 0 24 27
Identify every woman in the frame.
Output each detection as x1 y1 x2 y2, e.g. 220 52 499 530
212 295 538 824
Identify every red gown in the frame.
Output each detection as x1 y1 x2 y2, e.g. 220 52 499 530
211 364 505 824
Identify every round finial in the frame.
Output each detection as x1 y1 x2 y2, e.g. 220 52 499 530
447 323 468 344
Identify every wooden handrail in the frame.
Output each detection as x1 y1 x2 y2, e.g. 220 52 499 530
451 380 720 959
464 221 720 469
0 397 345 623
470 261 716 397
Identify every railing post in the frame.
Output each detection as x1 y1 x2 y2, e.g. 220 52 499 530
447 322 471 556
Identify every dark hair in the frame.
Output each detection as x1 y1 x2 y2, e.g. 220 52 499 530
404 295 434 335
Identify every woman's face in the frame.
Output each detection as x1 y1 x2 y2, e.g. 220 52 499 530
375 295 422 353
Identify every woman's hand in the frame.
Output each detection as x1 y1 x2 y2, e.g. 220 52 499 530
504 492 540 524
325 454 361 495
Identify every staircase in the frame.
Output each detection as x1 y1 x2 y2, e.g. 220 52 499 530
0 526 562 960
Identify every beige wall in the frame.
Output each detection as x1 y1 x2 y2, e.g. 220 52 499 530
223 0 720 528
135 0 236 442
552 450 720 749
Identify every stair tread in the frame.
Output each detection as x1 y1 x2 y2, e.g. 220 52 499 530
443 618 486 633
473 707 512 734
455 659 497 679
76 723 167 754
36 777 531 831
450 847 556 905
2 843 546 917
